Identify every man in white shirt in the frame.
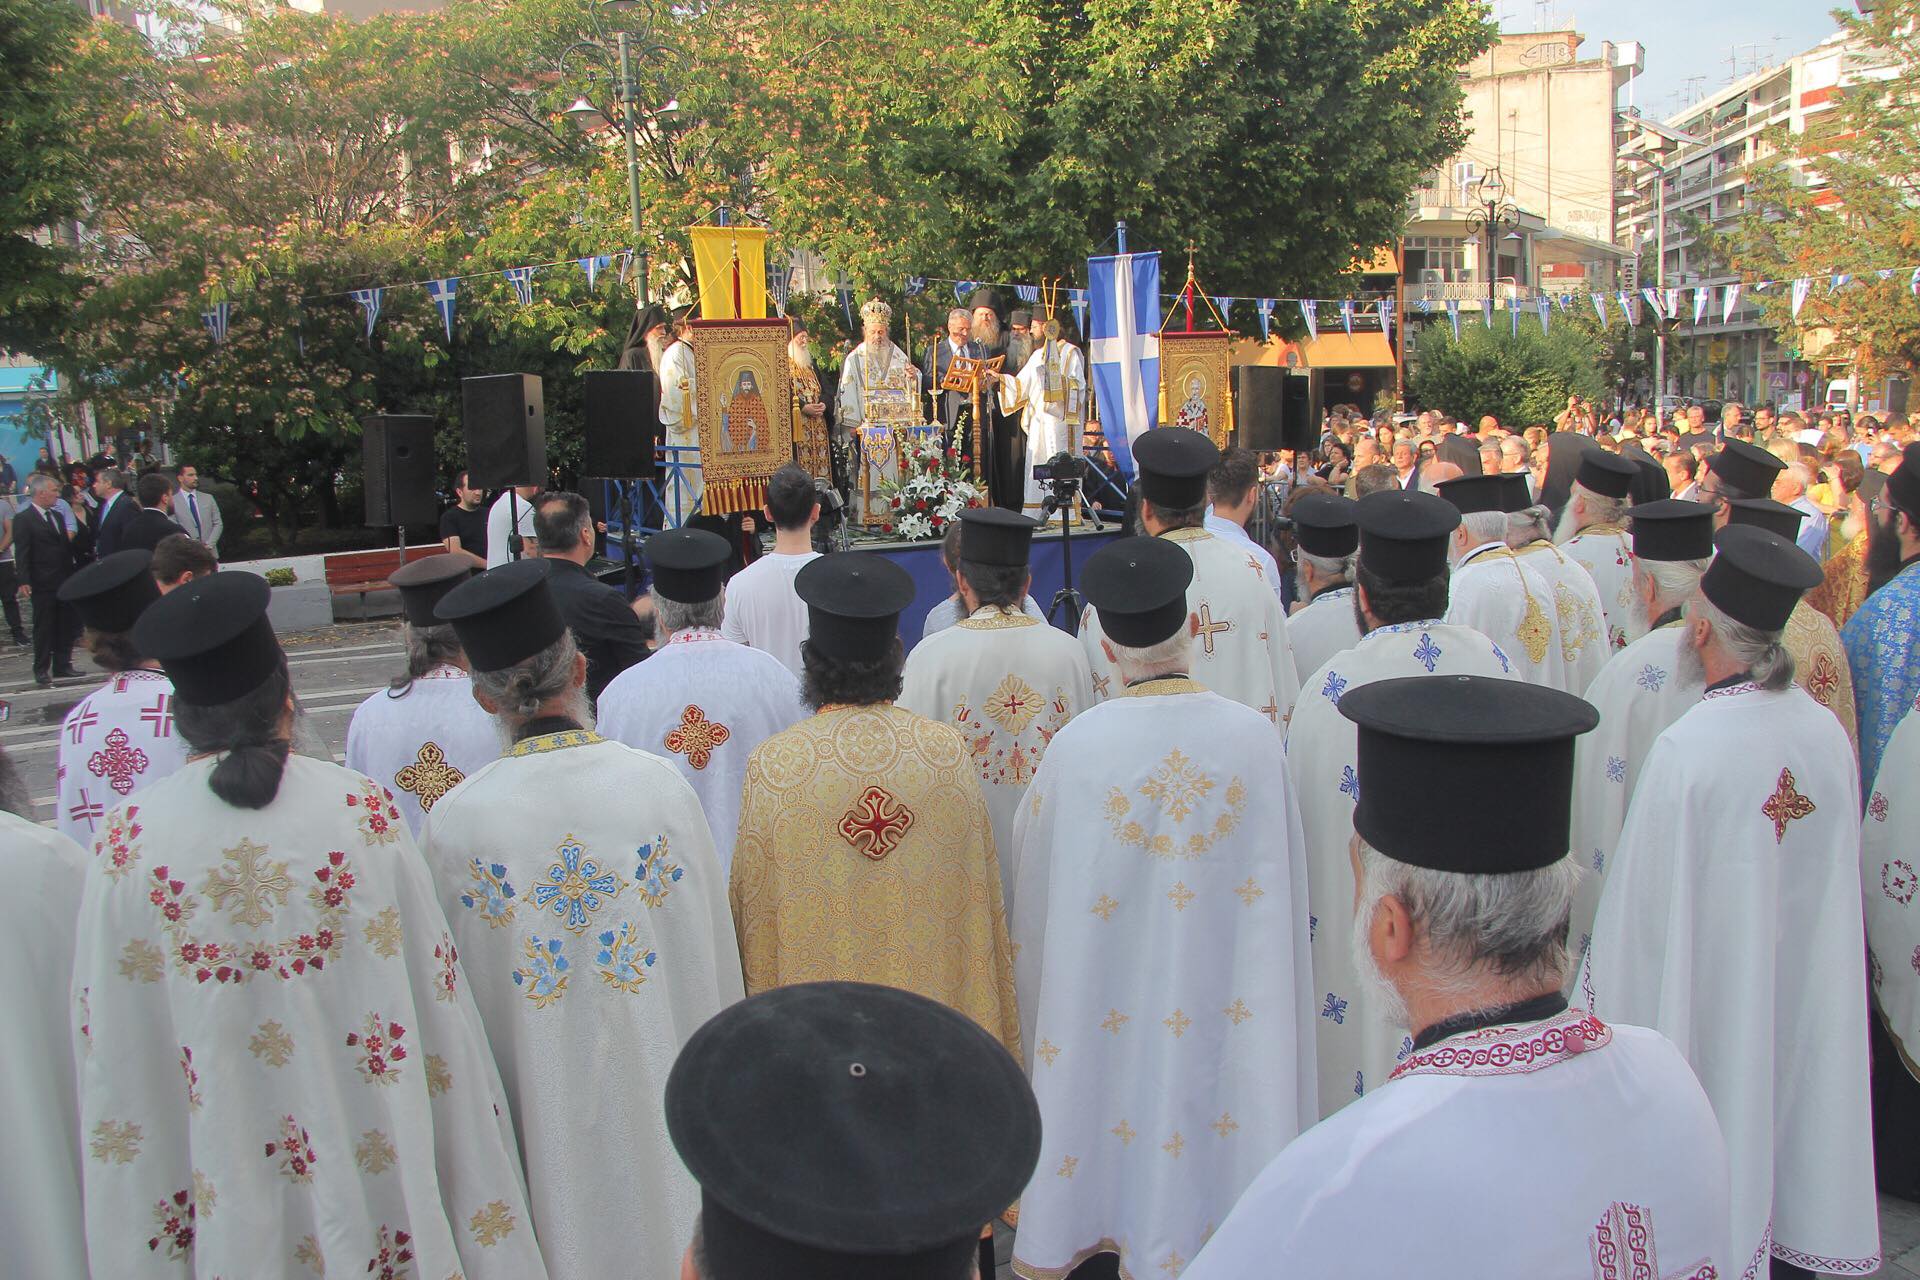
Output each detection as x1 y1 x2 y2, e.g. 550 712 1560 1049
169 464 223 555
485 484 539 568
720 463 821 676
1202 445 1283 601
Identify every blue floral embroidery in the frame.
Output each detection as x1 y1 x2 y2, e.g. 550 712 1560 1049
1338 765 1360 803
512 935 570 1007
1320 671 1348 703
460 859 517 927
1320 993 1348 1024
1605 756 1626 784
634 836 684 908
1413 632 1442 673
1491 644 1512 674
1590 849 1605 873
1396 1034 1414 1063
595 922 657 993
1353 1071 1365 1096
1636 664 1668 692
532 836 623 934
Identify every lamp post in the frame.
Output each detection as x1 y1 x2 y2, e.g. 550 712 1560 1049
1465 168 1520 326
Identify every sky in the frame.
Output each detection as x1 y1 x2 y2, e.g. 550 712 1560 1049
1497 0 1853 123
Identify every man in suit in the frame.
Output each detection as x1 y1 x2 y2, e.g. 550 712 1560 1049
531 490 650 704
922 306 976 435
91 467 135 558
170 464 223 556
121 471 183 554
14 475 81 685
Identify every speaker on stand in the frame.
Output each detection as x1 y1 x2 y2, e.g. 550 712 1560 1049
581 369 660 598
362 414 439 572
461 374 548 563
1234 365 1322 564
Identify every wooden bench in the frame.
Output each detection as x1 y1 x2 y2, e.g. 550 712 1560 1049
322 544 447 620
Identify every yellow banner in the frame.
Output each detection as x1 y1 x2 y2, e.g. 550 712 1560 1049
689 226 768 320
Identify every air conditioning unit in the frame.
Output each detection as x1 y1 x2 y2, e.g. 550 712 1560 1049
1420 269 1447 285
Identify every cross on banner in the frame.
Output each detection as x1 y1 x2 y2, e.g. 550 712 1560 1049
1086 250 1162 473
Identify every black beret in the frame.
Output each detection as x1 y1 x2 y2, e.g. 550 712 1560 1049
665 982 1040 1280
1082 535 1193 648
1340 674 1599 874
389 553 473 628
433 558 568 673
795 553 914 663
1701 525 1823 632
1291 492 1359 559
645 528 730 604
959 508 1038 568
1887 443 1920 516
1435 473 1523 516
132 570 282 706
1132 428 1220 510
1628 499 1716 562
1576 450 1638 500
1706 439 1787 501
1723 497 1805 543
59 549 159 634
1355 490 1460 584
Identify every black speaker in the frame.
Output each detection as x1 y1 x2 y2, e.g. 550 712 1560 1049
1280 372 1322 452
361 415 439 528
582 369 658 479
1234 366 1321 452
461 374 547 488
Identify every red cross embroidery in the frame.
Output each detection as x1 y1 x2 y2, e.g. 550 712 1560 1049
664 704 730 770
89 727 151 796
68 788 105 830
142 695 174 739
839 785 915 860
1762 767 1816 844
66 706 99 745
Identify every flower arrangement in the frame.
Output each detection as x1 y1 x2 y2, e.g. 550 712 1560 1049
878 432 983 540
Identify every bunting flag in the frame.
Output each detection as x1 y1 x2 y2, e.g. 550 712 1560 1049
1912 267 1920 296
904 277 927 297
618 251 636 288
1256 297 1275 340
1014 284 1040 304
1300 299 1318 341
577 255 612 290
1214 296 1235 323
1753 281 1774 293
200 302 231 345
1622 293 1641 327
1879 268 1898 282
1339 299 1355 337
1723 283 1742 323
839 284 855 329
955 280 982 304
1479 297 1494 328
350 287 383 338
1375 298 1393 335
1592 293 1608 325
1641 288 1665 321
1446 300 1461 341
1791 277 1811 318
1691 287 1709 325
1555 292 1573 310
427 277 458 341
1416 297 1433 315
768 265 792 315
504 266 537 307
1664 287 1681 320
1069 287 1088 336
1536 296 1550 333
1829 273 1852 293
1508 302 1518 336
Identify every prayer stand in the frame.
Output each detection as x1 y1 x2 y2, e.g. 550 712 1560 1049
942 353 1004 493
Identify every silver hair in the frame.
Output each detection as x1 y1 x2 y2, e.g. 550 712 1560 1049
946 307 970 324
1459 510 1508 545
1108 630 1190 684
1685 592 1795 691
1635 557 1712 612
1295 550 1353 602
391 622 464 694
1506 504 1552 547
1356 843 1582 995
470 631 592 729
1563 482 1631 536
28 474 58 496
654 591 724 636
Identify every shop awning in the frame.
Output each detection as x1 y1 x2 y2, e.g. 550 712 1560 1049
1305 332 1396 369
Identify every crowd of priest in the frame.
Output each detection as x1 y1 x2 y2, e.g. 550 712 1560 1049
6 404 1920 1280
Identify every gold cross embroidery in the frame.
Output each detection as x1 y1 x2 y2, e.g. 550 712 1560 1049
1162 1131 1186 1159
1192 604 1231 656
1091 894 1119 921
1167 881 1196 911
1100 1008 1131 1035
1164 1008 1192 1037
1112 1119 1136 1146
1234 877 1264 906
1211 1112 1239 1138
1223 998 1252 1025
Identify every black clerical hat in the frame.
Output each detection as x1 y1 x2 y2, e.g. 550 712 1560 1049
433 558 567 673
1629 499 1715 562
1291 492 1359 559
1628 455 1672 505
1723 497 1805 542
666 982 1040 1280
645 528 730 603
1576 450 1638 500
1081 535 1193 648
1435 473 1522 516
59 549 159 634
966 286 1006 318
389 553 473 628
959 508 1038 568
795 553 914 663
636 303 672 339
1701 524 1822 632
1009 308 1032 327
1499 473 1538 512
1887 443 1920 516
1339 674 1599 874
1706 439 1786 500
1132 428 1219 509
132 570 282 706
1355 489 1459 584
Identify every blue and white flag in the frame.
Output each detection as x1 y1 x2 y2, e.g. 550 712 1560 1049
1592 292 1608 326
1642 288 1665 320
1722 283 1742 323
1256 298 1275 341
1664 287 1681 319
1375 298 1393 334
1536 296 1551 333
1616 292 1636 326
1446 300 1461 341
1829 273 1852 294
504 266 537 307
955 280 982 304
1014 284 1039 304
201 302 231 345
1879 268 1898 283
1416 296 1433 315
1693 287 1710 325
1068 287 1088 336
1911 267 1920 296
427 277 458 341
578 255 612 290
1555 292 1573 311
1214 296 1235 323
1087 251 1162 473
904 276 927 297
1480 297 1494 328
1299 299 1318 341
1508 302 1518 336
1339 299 1355 337
769 266 792 314
1791 276 1811 319
350 288 383 338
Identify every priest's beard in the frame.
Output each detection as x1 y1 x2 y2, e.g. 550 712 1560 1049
971 315 1002 348
788 340 813 370
1351 865 1411 1031
1867 509 1907 594
645 330 671 371
1675 625 1708 689
1552 502 1584 546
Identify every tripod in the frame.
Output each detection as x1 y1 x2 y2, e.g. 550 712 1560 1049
1044 478 1086 635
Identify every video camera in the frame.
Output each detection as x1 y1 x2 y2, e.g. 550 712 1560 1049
1033 452 1087 517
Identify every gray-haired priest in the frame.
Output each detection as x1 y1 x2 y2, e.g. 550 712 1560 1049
1008 535 1315 1280
1283 491 1362 685
1438 473 1575 691
423 558 742 1280
1187 674 1731 1280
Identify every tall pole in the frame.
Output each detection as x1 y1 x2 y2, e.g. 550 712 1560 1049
618 30 648 305
1485 204 1496 321
1653 164 1667 409
1393 235 1406 409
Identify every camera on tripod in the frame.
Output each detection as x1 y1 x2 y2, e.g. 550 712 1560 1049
1033 452 1087 515
812 479 849 552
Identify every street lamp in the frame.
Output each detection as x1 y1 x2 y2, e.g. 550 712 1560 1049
1465 168 1521 325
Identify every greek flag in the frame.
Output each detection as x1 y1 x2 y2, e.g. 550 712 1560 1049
200 302 231 345
1087 251 1161 473
1339 300 1355 337
904 277 927 297
1723 284 1742 323
350 288 383 338
1014 284 1039 304
955 280 982 304
1214 296 1234 323
1256 298 1275 340
1446 300 1461 341
1693 287 1710 325
1068 287 1088 336
504 266 537 307
1642 288 1666 320
427 278 458 341
769 265 792 314
1536 296 1550 333
1592 292 1608 326
1791 277 1811 318
1300 299 1318 341
1829 273 1852 294
1375 298 1393 334
578 256 612 290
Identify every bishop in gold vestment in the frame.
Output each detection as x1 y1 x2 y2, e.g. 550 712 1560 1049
729 552 1021 1056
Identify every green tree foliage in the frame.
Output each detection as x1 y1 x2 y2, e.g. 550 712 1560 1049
0 0 92 354
1408 315 1606 427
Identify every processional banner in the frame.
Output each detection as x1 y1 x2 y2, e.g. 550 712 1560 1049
1158 330 1233 451
690 318 792 515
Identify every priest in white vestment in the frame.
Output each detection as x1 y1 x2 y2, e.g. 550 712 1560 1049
836 297 920 515
1505 485 1608 694
1555 450 1640 652
1080 428 1298 727
345 554 498 837
596 527 805 865
1564 499 1715 982
425 558 742 1280
0 755 88 1280
1287 490 1518 1116
997 321 1087 523
1437 474 1575 691
1863 690 1920 1203
77 572 546 1279
1284 491 1361 685
1189 674 1730 1280
54 550 190 845
648 305 700 525
1008 535 1315 1280
1586 525 1879 1279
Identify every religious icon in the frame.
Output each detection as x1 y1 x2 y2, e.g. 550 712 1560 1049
1159 331 1233 449
690 318 794 515
722 368 770 453
1172 373 1210 433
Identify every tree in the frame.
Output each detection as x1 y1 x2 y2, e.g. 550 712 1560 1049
1408 316 1606 426
0 0 92 356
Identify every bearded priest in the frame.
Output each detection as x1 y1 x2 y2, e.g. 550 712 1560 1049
898 508 1092 910
596 528 805 865
997 314 1088 523
1080 428 1298 729
1564 499 1715 981
1555 450 1640 651
1187 675 1730 1280
646 303 700 525
424 558 741 1280
1437 474 1574 691
345 554 497 836
731 553 1021 1056
1503 477 1608 693
1283 491 1361 685
1287 489 1517 1117
1585 525 1878 1280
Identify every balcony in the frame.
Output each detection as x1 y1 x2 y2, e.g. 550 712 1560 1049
1405 278 1529 305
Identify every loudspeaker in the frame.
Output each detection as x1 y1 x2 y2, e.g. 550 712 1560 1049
1279 372 1322 452
1234 366 1320 453
582 369 658 479
461 374 547 488
361 415 439 528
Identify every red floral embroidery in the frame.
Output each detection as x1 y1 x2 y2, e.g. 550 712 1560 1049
147 1188 195 1260
346 1012 409 1084
1761 768 1816 844
346 779 402 844
88 727 151 795
180 1045 202 1111
149 849 354 985
265 1114 318 1183
664 704 731 770
433 934 459 1003
1884 860 1917 907
839 785 915 860
1870 792 1891 823
95 805 143 882
365 1225 414 1280
1391 1009 1611 1081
